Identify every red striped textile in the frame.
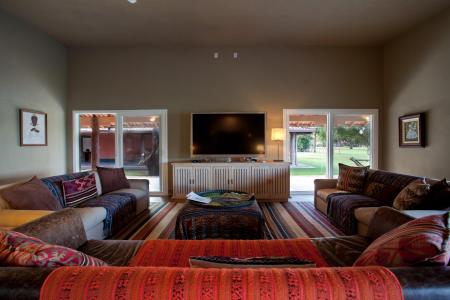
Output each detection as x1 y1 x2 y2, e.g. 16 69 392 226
40 266 404 300
129 238 329 267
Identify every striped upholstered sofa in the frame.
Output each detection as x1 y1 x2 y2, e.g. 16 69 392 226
1 207 449 299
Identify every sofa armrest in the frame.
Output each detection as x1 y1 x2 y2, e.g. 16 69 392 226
314 179 338 190
15 208 87 250
128 179 149 194
0 209 53 228
314 179 338 209
0 267 53 300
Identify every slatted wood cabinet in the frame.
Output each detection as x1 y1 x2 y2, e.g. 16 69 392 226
172 162 290 201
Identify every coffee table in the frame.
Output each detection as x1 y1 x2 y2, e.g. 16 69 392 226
175 190 265 240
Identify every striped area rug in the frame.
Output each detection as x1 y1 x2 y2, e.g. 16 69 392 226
128 201 343 240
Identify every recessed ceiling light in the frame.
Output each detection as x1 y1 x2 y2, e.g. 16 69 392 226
128 0 137 4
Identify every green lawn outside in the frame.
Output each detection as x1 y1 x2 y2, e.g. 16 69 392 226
290 147 370 176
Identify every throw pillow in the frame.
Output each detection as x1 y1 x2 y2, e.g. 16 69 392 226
354 212 450 267
336 163 369 193
96 167 130 194
0 177 62 211
393 179 431 210
62 173 98 207
0 230 107 267
189 256 316 268
423 179 450 210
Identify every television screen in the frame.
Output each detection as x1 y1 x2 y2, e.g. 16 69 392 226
191 113 266 157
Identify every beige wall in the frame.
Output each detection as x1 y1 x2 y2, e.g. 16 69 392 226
68 46 382 168
0 11 67 184
383 9 450 179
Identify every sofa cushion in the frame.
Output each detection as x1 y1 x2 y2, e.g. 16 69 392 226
92 171 103 196
336 163 368 193
129 239 329 267
363 181 399 203
73 207 107 231
96 167 130 194
0 230 107 267
62 173 98 207
362 170 418 205
78 240 143 266
1 177 62 211
354 212 450 267
0 209 53 229
108 188 149 213
393 179 431 210
316 188 349 201
77 193 137 237
326 193 383 235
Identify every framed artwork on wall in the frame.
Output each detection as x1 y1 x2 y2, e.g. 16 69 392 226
20 109 48 146
398 112 425 147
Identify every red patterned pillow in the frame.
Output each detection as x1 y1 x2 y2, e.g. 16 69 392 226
0 230 107 267
336 163 369 193
354 212 450 267
62 173 98 207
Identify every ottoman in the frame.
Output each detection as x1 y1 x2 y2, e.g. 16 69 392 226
175 190 265 240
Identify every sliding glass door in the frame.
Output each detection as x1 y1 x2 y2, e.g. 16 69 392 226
73 110 168 195
283 109 378 193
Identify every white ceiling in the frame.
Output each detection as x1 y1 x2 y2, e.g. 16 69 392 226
0 0 449 47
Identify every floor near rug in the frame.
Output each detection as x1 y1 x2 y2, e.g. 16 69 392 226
126 201 344 240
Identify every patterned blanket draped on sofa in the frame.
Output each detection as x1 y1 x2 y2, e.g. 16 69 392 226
41 173 137 237
78 193 136 237
326 193 383 234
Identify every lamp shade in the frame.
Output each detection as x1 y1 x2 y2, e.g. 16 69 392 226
271 128 285 141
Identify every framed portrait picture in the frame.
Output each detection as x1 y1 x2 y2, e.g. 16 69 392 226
399 113 425 147
20 109 48 146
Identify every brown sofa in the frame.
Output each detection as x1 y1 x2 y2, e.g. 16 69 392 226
0 171 150 239
314 169 450 235
1 207 450 299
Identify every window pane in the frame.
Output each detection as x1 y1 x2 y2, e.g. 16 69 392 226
332 115 371 177
288 114 328 192
123 115 161 192
79 114 116 171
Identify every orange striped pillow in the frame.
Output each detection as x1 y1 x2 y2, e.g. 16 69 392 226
354 212 450 267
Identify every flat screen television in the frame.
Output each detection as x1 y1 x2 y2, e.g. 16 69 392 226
191 112 266 157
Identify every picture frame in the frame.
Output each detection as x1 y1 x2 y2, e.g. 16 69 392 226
20 109 48 146
398 113 425 147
